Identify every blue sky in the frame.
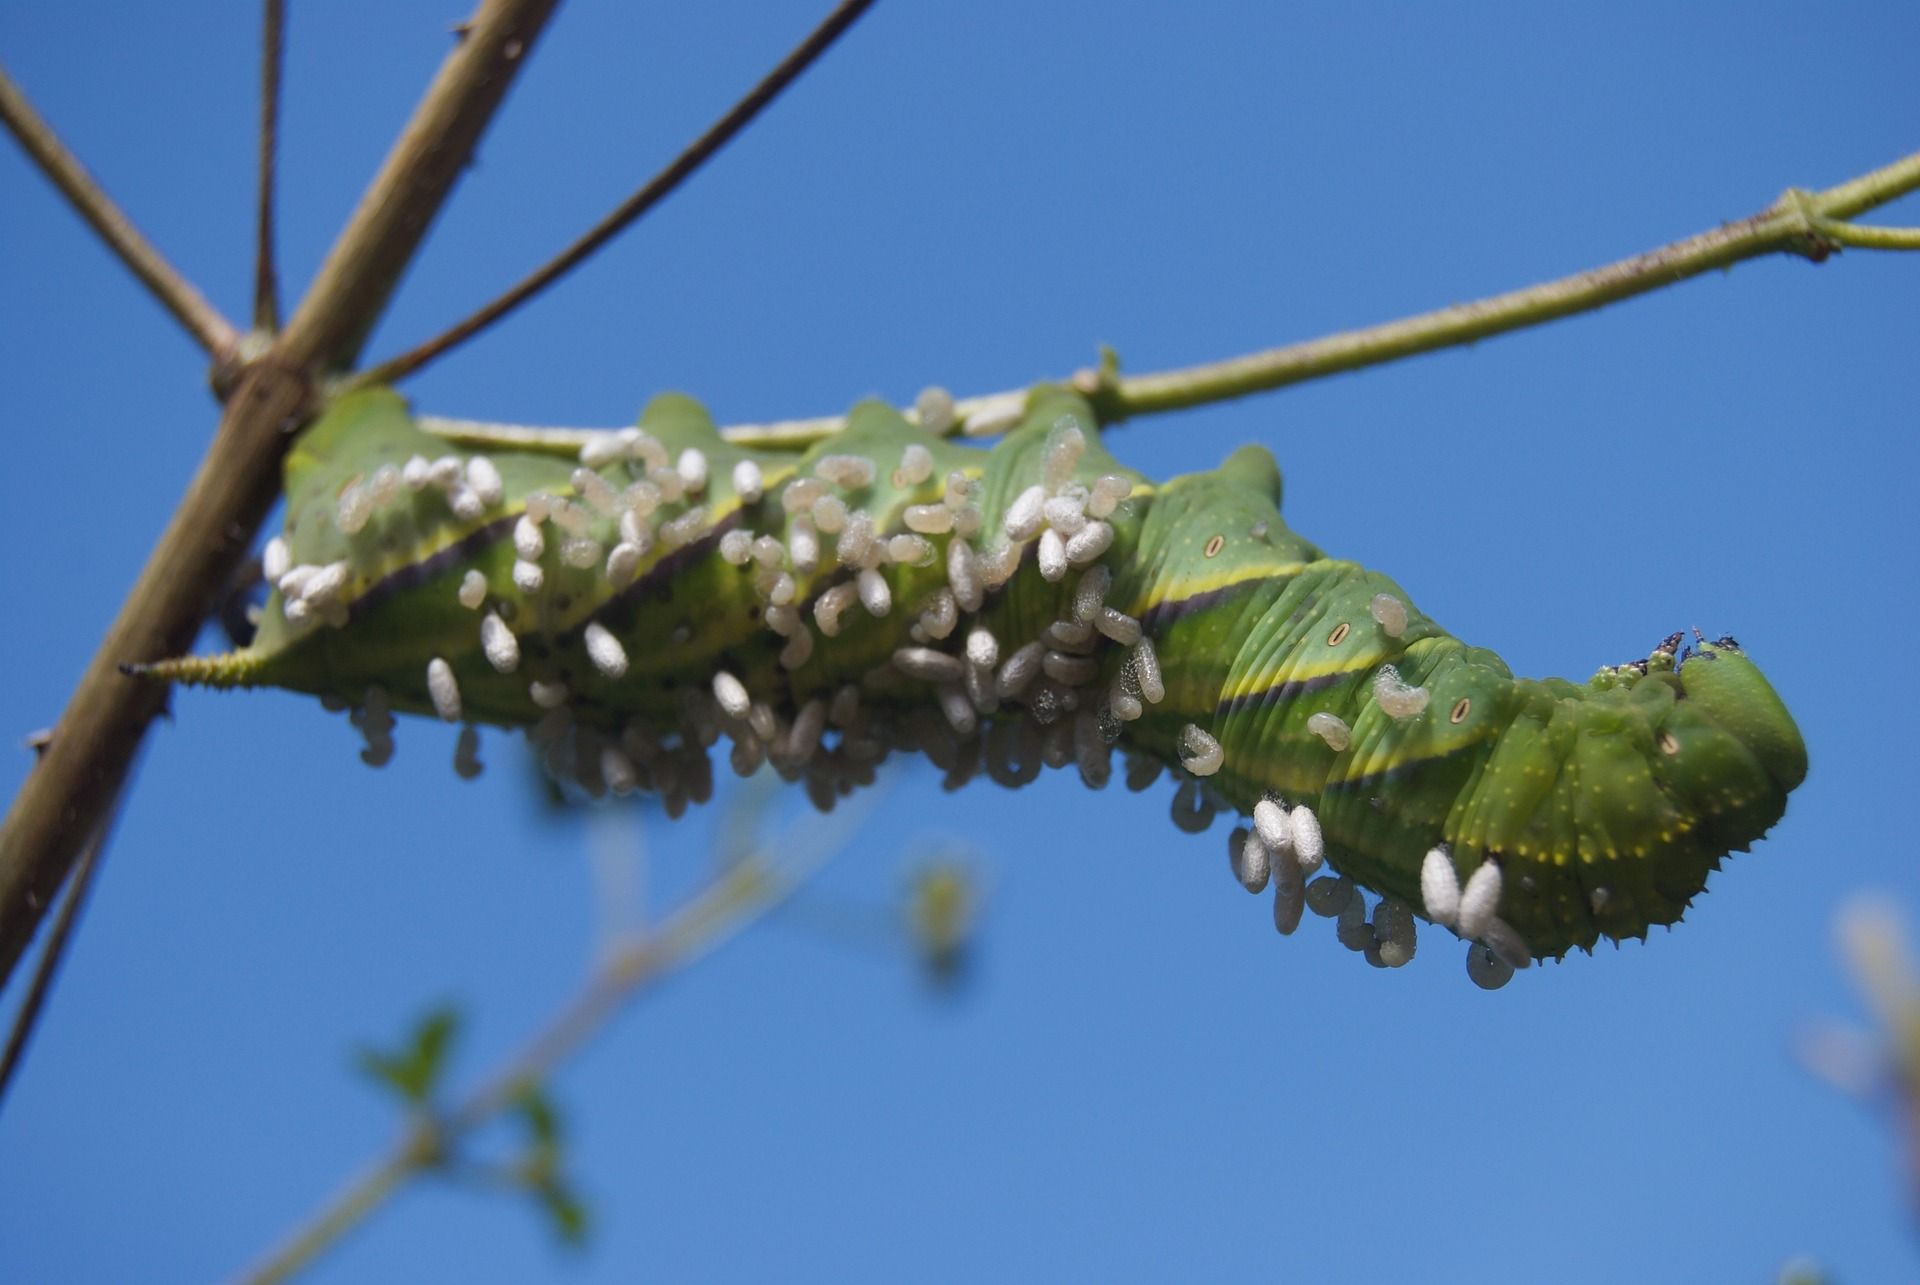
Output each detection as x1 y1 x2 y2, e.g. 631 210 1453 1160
2 2 1917 1281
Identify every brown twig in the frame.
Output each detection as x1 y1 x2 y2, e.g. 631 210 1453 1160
0 60 240 359
0 803 118 1111
275 1 563 374
253 0 287 332
354 0 880 388
0 0 563 994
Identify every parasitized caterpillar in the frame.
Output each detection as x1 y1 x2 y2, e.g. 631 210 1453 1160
144 385 1806 988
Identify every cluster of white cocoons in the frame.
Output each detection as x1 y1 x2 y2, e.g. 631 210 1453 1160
710 413 1160 793
1416 847 1532 988
350 408 1145 812
1204 753 1532 987
1300 871 1420 971
997 419 1127 587
1240 794 1436 972
391 451 505 526
292 409 1513 987
277 449 519 634
1226 798 1329 937
291 425 729 790
619 408 1177 810
263 536 352 631
722 442 1003 665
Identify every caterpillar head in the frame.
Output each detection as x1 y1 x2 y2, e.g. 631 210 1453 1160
1677 637 1807 796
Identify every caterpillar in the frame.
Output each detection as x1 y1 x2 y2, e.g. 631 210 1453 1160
145 385 1806 987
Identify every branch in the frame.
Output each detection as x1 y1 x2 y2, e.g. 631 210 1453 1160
419 149 1920 452
719 391 1036 448
253 0 287 332
1818 899 1920 1216
353 0 879 388
0 0 562 995
419 386 1030 455
1813 219 1920 252
232 809 852 1285
0 802 118 1111
0 368 309 995
0 60 240 359
1094 162 1920 424
275 2 563 373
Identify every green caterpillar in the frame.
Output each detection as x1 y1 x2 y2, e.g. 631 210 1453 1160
147 386 1806 987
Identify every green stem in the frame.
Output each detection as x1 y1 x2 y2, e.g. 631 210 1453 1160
233 1129 436 1285
420 148 1920 452
1806 150 1920 220
1079 157 1920 424
1815 219 1920 251
229 798 861 1285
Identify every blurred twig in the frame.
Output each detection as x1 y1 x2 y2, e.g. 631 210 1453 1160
1803 897 1920 1220
232 794 862 1285
0 804 119 1110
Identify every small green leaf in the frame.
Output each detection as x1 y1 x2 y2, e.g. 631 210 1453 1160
411 1006 460 1088
354 1048 419 1103
355 1003 463 1107
537 1181 590 1247
514 1084 561 1148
